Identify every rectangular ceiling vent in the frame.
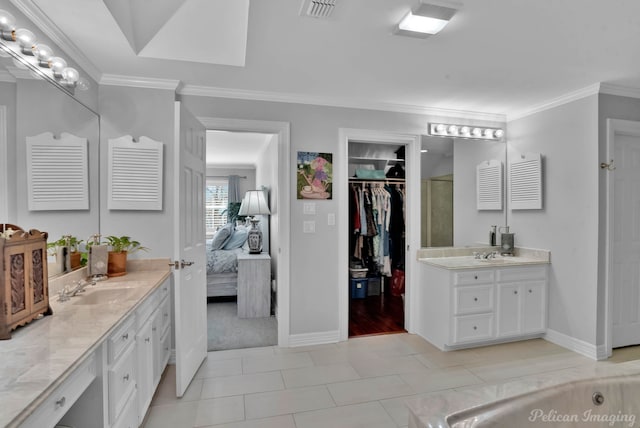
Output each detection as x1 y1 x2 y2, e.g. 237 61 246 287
300 0 337 18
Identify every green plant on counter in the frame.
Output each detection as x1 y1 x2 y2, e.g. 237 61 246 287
47 235 83 255
104 235 149 254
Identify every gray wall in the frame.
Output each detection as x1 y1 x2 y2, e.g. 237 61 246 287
0 80 17 223
180 94 503 335
99 85 176 260
507 95 599 345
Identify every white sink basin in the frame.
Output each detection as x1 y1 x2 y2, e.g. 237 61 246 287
73 287 137 305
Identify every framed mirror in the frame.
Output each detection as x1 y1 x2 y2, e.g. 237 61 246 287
421 135 506 247
0 3 100 277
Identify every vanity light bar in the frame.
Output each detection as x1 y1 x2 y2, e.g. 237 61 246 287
428 123 505 141
0 9 80 90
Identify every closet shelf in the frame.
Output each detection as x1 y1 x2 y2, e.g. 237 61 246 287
349 177 405 183
349 157 404 165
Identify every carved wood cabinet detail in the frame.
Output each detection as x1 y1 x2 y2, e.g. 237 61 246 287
0 224 51 339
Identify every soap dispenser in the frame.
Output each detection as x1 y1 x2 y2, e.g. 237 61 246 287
489 225 497 246
499 226 514 256
87 234 108 280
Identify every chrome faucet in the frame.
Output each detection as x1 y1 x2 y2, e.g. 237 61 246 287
473 251 498 260
57 278 96 302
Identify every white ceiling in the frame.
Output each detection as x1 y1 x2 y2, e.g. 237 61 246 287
28 0 640 118
206 131 272 166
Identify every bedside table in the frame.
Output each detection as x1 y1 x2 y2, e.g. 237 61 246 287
237 253 271 318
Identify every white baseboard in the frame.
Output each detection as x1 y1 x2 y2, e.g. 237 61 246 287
169 349 176 365
544 329 604 360
288 330 341 347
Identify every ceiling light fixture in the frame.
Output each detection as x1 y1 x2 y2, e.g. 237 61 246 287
0 8 82 90
395 1 460 38
428 123 505 141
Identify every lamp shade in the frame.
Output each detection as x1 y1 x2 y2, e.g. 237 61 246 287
238 190 270 216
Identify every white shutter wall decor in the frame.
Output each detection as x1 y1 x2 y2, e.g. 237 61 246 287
476 159 503 210
26 132 89 211
510 152 543 210
108 135 163 210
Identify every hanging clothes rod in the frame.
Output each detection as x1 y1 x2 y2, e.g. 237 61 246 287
207 175 247 179
348 178 405 184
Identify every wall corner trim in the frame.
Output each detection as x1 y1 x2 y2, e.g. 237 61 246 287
507 84 601 122
288 330 341 348
599 83 640 99
544 328 600 360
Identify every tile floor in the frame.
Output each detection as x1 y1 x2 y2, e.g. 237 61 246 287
142 334 640 428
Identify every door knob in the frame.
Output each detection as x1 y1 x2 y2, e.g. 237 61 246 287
181 260 194 268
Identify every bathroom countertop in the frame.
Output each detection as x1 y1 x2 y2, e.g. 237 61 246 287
417 246 550 270
0 262 171 428
407 359 640 428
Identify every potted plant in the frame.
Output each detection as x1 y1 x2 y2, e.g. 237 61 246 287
47 235 84 272
104 235 148 277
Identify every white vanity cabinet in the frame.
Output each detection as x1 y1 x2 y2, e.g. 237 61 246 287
105 277 171 428
418 262 548 351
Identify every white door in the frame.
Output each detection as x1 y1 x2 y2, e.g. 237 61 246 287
612 126 640 348
173 101 207 396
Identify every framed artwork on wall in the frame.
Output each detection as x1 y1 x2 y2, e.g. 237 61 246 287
297 151 333 200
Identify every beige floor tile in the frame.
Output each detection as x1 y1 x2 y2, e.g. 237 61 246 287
608 345 640 363
143 400 198 428
194 396 245 427
199 415 296 428
195 357 243 379
466 351 593 382
414 348 484 369
399 366 484 394
327 374 415 406
349 354 430 378
340 334 417 357
294 401 397 428
281 362 360 388
395 333 443 354
308 346 368 366
201 371 284 398
274 342 340 354
379 395 417 427
206 346 275 361
242 351 314 374
151 374 203 406
244 385 335 419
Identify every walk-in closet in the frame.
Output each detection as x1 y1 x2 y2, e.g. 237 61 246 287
348 142 406 337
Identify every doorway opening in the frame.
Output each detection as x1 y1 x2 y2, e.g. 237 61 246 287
205 130 277 350
347 140 407 337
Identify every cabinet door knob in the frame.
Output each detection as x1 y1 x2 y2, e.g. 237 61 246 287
529 289 533 293
123 374 130 381
514 290 518 295
473 297 478 302
122 333 129 340
145 337 151 343
474 275 478 280
473 326 477 330
55 396 66 408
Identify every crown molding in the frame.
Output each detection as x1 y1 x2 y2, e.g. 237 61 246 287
180 84 507 122
507 83 601 122
9 0 102 83
599 82 640 99
100 74 180 91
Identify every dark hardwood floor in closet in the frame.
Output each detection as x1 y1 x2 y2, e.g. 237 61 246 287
349 283 405 337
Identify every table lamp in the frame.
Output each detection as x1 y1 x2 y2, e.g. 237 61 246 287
238 190 270 254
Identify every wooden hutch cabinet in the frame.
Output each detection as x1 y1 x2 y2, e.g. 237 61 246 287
0 224 51 339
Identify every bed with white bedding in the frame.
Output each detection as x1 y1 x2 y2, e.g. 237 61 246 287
206 224 249 297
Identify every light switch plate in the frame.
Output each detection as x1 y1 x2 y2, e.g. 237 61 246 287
303 202 316 215
328 213 335 226
303 221 316 233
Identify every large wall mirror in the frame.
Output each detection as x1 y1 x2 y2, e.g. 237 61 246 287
421 134 506 248
0 2 100 277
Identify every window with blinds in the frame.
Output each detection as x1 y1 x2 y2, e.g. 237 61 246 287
206 179 229 235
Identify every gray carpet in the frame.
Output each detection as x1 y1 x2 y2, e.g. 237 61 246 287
207 301 277 351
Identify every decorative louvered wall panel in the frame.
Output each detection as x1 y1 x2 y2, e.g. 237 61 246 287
108 135 163 210
510 153 543 210
26 132 88 211
476 159 503 210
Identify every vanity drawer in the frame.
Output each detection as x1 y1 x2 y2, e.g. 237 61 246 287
24 353 96 428
137 288 160 328
453 270 494 285
452 313 494 344
108 315 136 365
453 284 494 315
108 342 137 423
497 265 547 282
159 295 171 336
